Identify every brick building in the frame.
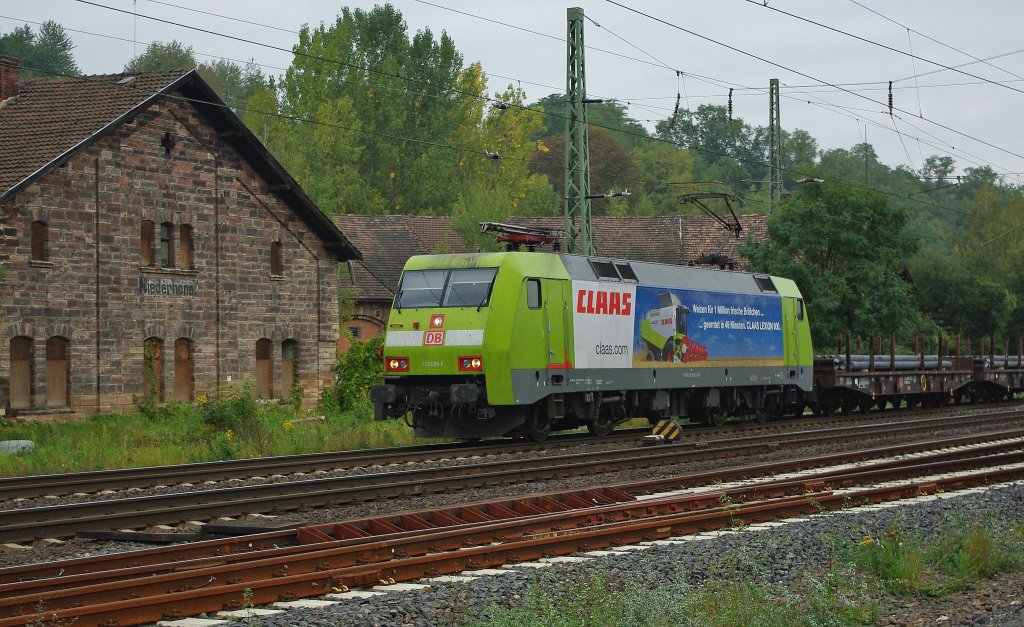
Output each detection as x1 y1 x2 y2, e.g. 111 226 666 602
333 213 766 342
0 58 360 418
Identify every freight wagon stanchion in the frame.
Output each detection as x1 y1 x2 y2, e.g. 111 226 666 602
868 334 875 372
890 333 896 372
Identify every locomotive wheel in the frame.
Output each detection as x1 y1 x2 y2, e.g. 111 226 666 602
524 406 551 442
858 397 873 414
587 409 615 437
704 407 727 427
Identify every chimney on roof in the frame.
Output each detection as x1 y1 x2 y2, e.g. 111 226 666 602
0 55 20 101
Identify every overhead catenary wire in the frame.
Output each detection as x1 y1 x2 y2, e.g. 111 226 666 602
740 0 1024 97
848 0 1024 83
4 7 999 180
603 0 1024 165
72 0 1021 182
11 5 1020 230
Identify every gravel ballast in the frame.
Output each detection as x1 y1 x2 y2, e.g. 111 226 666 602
206 482 1024 627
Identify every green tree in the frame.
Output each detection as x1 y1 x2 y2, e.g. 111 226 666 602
528 126 639 214
629 141 695 215
123 40 196 73
741 182 921 347
0 21 80 78
124 41 267 112
267 4 547 220
199 58 267 112
657 104 762 186
532 94 649 149
277 4 479 215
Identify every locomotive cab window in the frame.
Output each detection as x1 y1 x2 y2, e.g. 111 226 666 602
443 268 498 307
797 298 804 321
526 278 541 309
396 267 499 309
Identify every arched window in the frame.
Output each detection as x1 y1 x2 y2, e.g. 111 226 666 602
143 337 164 402
270 240 283 276
179 224 194 270
159 222 174 268
31 221 48 262
281 339 298 398
141 220 154 266
173 338 194 403
46 336 69 407
255 338 273 399
9 336 32 409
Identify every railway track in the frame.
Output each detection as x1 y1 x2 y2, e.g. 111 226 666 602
2 402 1012 501
1 433 1022 626
0 428 653 500
2 409 1023 543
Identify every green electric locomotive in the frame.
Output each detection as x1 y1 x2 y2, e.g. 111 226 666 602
371 251 813 440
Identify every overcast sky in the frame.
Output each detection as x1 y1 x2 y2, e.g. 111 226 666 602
6 1 1024 183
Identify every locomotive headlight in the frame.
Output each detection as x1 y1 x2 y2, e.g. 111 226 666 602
386 357 410 373
458 356 483 372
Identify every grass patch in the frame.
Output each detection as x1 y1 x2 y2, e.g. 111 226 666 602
0 383 421 477
476 568 878 627
847 516 1024 597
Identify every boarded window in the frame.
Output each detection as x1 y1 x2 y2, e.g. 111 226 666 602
143 337 164 402
45 336 68 407
255 338 273 399
179 224 194 270
31 221 48 262
159 222 174 268
282 339 298 398
9 336 32 409
141 220 154 266
270 240 283 276
173 338 194 402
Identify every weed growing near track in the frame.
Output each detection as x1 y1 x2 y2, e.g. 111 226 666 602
847 515 1024 596
0 385 417 476
476 568 879 627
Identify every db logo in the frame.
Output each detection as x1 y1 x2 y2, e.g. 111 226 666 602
423 331 445 346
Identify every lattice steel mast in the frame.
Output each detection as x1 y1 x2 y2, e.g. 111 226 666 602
564 7 593 255
768 78 784 212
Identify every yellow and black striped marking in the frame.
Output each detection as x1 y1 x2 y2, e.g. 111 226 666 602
652 418 681 442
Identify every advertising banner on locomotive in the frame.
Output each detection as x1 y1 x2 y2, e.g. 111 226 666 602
572 281 784 369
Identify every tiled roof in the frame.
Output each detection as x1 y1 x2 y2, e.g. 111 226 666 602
333 214 469 301
0 67 359 259
0 70 186 194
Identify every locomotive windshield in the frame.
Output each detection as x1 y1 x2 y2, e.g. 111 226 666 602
396 267 498 309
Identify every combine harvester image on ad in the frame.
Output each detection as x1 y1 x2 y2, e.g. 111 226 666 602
639 291 709 363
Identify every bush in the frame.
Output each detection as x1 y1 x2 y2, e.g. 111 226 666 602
334 336 384 411
198 381 259 432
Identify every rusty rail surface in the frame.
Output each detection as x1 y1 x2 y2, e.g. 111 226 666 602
2 412 1023 543
1 435 1021 626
